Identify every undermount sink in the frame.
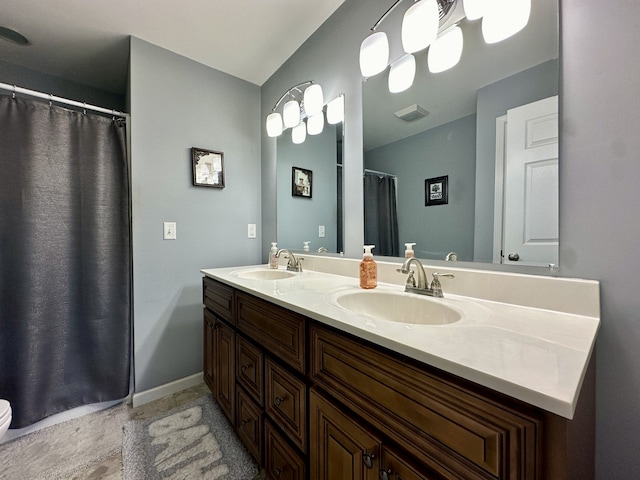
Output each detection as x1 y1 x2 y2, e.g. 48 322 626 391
232 269 296 280
331 290 462 325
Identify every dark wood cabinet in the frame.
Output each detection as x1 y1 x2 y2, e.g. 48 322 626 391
202 275 595 480
203 308 215 392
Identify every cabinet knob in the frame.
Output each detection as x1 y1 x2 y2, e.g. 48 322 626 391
274 466 285 477
241 418 249 427
363 452 376 469
274 396 285 407
241 365 249 373
379 469 392 480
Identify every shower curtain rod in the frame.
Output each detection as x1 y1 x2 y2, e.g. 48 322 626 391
364 168 396 178
0 82 129 118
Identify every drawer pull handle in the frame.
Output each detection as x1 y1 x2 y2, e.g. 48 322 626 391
241 418 249 426
379 469 392 480
363 452 376 469
275 466 285 476
274 396 285 407
241 365 249 373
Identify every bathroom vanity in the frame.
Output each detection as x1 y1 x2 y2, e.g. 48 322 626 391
201 257 599 480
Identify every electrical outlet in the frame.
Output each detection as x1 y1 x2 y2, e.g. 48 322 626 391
163 222 176 240
319 225 325 238
248 223 257 238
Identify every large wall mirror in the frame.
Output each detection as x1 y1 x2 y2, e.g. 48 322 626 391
363 0 559 267
276 111 344 253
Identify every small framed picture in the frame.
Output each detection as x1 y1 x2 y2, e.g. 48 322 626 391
425 175 448 206
292 167 312 198
192 147 224 188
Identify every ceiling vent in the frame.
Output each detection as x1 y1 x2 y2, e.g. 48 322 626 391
394 104 429 122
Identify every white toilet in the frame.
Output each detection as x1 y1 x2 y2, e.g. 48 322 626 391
0 399 12 441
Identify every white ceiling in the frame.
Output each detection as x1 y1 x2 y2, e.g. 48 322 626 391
0 0 345 93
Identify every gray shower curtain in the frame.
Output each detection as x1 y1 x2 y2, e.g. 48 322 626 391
364 171 399 257
0 96 131 428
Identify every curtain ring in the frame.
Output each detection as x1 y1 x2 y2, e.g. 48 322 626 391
12 85 16 99
83 102 87 115
49 94 53 107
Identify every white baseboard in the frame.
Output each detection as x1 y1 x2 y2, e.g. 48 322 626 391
132 372 204 408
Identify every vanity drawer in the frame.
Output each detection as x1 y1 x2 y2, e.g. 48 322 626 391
236 334 264 406
236 291 305 373
310 323 541 480
203 277 234 325
265 357 307 453
265 419 306 480
236 385 263 464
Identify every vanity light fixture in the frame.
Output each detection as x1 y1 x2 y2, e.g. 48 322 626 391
428 24 463 73
401 0 439 54
389 54 416 93
360 0 531 89
481 0 531 44
266 80 314 138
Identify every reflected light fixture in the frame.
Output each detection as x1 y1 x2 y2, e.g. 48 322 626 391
388 54 416 93
326 94 344 125
307 112 325 135
359 31 389 78
266 81 313 138
462 0 486 21
292 122 307 144
482 0 531 44
402 0 439 54
428 25 464 73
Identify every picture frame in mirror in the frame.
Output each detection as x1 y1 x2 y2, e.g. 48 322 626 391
292 166 312 198
425 175 448 206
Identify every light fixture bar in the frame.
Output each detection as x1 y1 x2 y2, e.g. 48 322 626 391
270 80 314 112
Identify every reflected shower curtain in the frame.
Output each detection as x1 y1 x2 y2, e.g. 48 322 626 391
0 96 131 428
364 171 399 257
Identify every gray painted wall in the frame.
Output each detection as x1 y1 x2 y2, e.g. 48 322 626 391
365 114 477 260
474 59 559 262
129 37 262 392
263 0 640 476
277 124 338 253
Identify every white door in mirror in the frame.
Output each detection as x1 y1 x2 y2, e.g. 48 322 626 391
503 96 558 266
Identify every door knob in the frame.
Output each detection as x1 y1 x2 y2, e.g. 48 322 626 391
508 252 520 261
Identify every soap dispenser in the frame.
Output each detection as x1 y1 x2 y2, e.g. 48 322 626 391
269 242 278 269
359 245 377 289
404 242 416 258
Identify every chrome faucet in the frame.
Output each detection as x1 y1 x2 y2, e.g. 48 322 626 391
397 257 454 298
276 249 303 272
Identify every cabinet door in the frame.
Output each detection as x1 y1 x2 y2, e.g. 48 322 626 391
203 309 215 392
310 388 381 480
215 318 235 423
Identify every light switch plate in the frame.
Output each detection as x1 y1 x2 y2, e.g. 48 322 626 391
248 224 257 238
319 225 325 238
163 222 176 240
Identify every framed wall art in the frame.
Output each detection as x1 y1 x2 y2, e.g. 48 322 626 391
425 175 448 206
192 147 224 188
292 166 312 198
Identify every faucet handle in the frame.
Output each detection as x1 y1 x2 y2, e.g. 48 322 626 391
430 272 455 297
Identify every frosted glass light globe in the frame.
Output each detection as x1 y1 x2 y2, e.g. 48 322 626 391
359 31 389 77
266 112 283 137
402 0 439 53
283 100 300 128
428 26 464 73
307 113 324 135
292 122 307 144
326 95 344 125
304 84 324 116
482 0 531 44
388 54 416 93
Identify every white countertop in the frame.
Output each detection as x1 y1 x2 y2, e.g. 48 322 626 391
201 262 600 419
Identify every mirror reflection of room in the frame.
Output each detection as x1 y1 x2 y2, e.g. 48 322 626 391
363 0 558 267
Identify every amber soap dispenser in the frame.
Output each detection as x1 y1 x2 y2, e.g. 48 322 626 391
359 245 377 289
